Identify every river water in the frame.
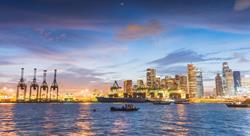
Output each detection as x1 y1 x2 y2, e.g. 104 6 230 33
0 103 250 136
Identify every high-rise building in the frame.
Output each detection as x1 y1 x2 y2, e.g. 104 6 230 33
233 71 241 92
175 75 181 88
241 75 250 88
146 68 156 89
187 64 197 98
222 62 229 95
155 77 161 89
196 69 204 98
160 79 167 89
179 75 188 95
222 62 234 96
225 70 234 96
124 80 132 94
165 77 175 89
137 80 144 88
215 74 223 96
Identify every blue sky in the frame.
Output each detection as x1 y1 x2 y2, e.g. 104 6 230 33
1 0 250 95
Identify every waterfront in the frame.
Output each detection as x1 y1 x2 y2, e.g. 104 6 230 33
0 103 250 136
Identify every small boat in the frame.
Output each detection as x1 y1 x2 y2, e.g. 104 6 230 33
152 101 171 105
226 102 250 108
110 104 139 111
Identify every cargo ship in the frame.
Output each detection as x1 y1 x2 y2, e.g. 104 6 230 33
96 81 148 103
96 97 148 103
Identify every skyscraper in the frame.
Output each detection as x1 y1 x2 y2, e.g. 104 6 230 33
233 71 241 92
187 64 197 98
225 70 234 96
179 75 188 97
146 68 156 89
222 62 234 96
196 68 204 98
124 80 132 94
215 73 223 96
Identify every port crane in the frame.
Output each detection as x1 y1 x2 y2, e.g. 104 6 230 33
16 68 27 101
50 69 59 101
29 68 39 101
39 70 49 101
110 81 121 97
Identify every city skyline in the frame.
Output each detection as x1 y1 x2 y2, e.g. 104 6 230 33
1 0 250 95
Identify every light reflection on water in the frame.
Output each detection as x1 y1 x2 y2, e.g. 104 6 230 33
0 103 17 136
111 119 128 135
0 103 250 136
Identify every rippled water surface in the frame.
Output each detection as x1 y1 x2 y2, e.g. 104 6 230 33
0 103 250 136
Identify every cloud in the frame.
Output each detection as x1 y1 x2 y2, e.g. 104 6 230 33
157 65 187 76
117 20 163 40
234 0 250 11
33 29 67 41
55 67 114 92
102 59 138 68
233 52 249 62
149 49 232 66
0 60 17 66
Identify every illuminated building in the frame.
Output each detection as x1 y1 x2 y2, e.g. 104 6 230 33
137 80 144 88
215 74 223 96
165 77 176 90
187 64 197 98
196 69 204 98
160 78 166 89
164 75 186 99
179 75 188 96
233 71 241 92
155 77 161 89
225 70 234 96
222 62 234 96
135 80 147 98
242 75 250 88
175 75 181 88
124 80 133 94
146 68 156 89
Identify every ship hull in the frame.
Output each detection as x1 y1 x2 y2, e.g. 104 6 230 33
226 103 250 108
96 97 148 103
152 101 171 105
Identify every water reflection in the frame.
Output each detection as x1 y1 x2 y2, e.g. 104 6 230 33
1 103 95 136
175 105 190 135
0 104 17 136
72 104 95 136
0 103 250 135
111 119 128 135
160 104 190 136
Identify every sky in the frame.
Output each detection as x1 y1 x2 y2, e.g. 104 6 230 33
1 0 250 96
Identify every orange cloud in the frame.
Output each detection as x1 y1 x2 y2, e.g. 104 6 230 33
117 20 163 40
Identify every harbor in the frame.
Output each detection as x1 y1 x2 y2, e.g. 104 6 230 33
1 103 250 136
